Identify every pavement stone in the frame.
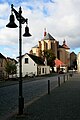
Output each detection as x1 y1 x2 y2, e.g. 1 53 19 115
7 73 80 120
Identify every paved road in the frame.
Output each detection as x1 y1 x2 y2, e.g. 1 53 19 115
0 74 68 120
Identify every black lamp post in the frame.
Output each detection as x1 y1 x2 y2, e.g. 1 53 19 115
6 4 31 115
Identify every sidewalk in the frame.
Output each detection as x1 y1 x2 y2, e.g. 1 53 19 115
8 73 80 120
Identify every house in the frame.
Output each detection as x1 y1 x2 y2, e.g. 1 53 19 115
0 53 18 79
17 53 50 77
70 52 77 69
0 53 7 79
7 57 18 64
77 52 80 72
6 57 18 78
54 58 67 73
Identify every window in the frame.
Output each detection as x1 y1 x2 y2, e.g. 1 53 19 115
42 68 44 73
38 67 41 75
25 58 28 64
51 42 53 49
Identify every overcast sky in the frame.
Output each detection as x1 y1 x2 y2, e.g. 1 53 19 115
0 0 80 58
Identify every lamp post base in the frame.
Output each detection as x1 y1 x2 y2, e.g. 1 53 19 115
18 96 24 115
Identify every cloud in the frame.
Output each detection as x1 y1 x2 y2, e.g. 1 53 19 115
0 0 80 58
0 3 9 18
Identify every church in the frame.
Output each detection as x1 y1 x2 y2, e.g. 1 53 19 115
29 28 70 72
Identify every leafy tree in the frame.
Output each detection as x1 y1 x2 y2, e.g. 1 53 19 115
42 49 56 71
5 61 17 78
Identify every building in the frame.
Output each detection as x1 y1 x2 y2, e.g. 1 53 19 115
30 29 70 70
7 57 17 64
77 52 80 72
17 53 50 77
58 40 70 67
0 53 7 79
54 58 67 73
0 53 18 79
30 28 59 58
70 52 77 69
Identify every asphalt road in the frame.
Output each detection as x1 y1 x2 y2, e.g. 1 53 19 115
0 74 68 120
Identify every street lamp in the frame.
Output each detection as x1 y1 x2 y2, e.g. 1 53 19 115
6 4 31 115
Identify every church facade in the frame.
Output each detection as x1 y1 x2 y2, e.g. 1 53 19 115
30 29 70 69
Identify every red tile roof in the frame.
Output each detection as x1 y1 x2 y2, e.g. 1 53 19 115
54 59 64 67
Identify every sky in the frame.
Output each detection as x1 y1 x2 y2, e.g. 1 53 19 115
0 0 80 59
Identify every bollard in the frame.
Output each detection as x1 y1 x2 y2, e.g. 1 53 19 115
67 74 68 80
63 75 65 83
48 80 50 94
70 73 72 77
58 77 60 87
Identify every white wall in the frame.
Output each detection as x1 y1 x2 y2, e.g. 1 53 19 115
17 54 37 77
38 66 50 76
17 54 50 77
22 54 38 77
77 52 80 72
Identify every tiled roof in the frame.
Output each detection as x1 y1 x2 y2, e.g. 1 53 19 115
43 33 55 40
59 45 64 48
28 54 44 65
70 52 76 55
32 45 38 48
54 59 65 67
62 40 70 49
0 53 6 59
17 53 44 65
7 57 18 64
62 44 70 49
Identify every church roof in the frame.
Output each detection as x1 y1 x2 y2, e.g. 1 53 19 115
59 45 63 48
62 44 70 49
43 33 55 40
62 40 70 49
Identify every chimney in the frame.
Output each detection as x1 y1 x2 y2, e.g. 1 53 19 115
44 28 46 36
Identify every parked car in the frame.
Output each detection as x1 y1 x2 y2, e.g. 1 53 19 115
59 71 64 74
28 72 35 77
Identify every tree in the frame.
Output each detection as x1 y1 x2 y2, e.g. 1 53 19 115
5 61 17 79
42 49 56 71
